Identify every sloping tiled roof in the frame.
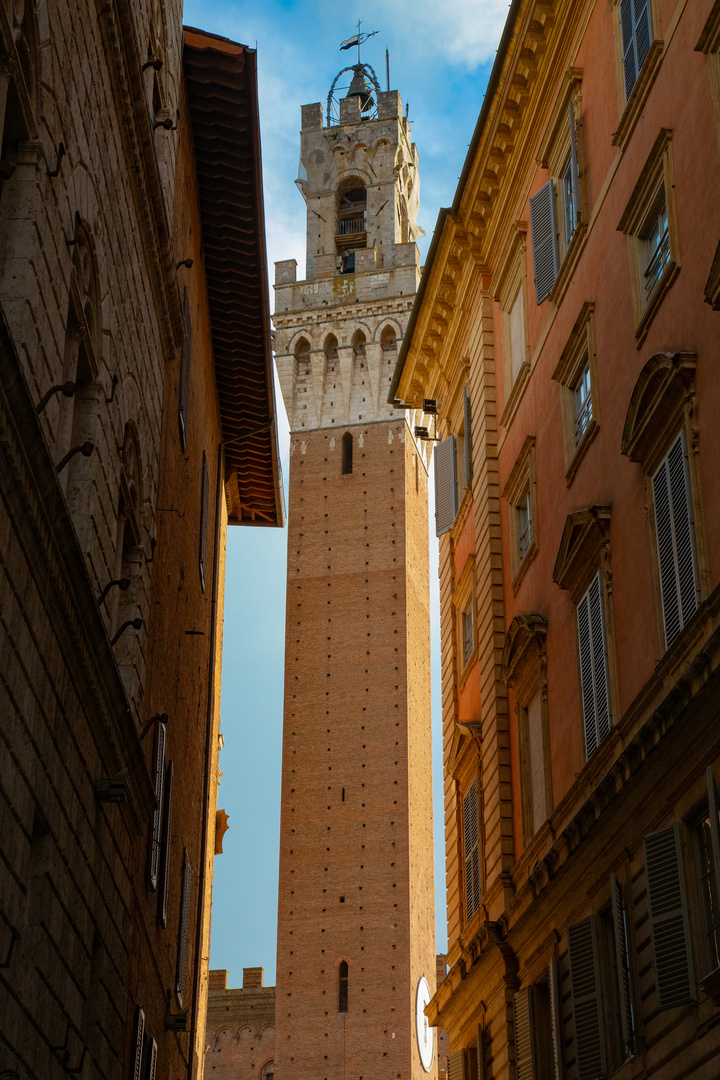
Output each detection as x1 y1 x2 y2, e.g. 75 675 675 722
183 28 285 526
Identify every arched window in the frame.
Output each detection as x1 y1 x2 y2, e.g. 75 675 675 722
294 337 310 364
352 330 366 364
260 1061 274 1080
324 334 338 364
342 432 353 475
337 181 367 274
381 325 397 357
338 961 349 1013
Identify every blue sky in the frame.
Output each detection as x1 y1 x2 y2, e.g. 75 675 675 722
183 0 510 989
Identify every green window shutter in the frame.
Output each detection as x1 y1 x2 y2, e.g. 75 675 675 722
513 986 536 1080
609 874 635 1057
644 824 695 1009
577 572 612 760
158 760 174 928
463 387 473 487
145 1037 157 1080
448 1050 466 1080
148 721 166 890
529 179 559 304
567 917 606 1079
463 779 480 921
199 451 209 591
548 954 563 1080
568 99 581 230
179 288 191 448
132 1007 145 1080
706 766 720 906
652 430 700 648
176 848 192 1005
434 435 458 536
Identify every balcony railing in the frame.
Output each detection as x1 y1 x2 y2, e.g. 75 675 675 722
336 213 366 236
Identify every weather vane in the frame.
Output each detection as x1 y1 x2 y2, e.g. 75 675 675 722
340 20 379 64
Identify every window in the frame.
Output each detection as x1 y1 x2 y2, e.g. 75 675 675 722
513 975 559 1080
179 288 191 448
199 451 209 591
336 181 366 273
502 436 538 589
508 287 526 383
176 849 192 1006
643 824 694 1009
608 875 636 1064
494 224 530 426
158 760 174 928
338 961 349 1013
618 130 679 345
568 917 607 1078
697 767 720 979
577 571 612 760
463 778 480 923
453 556 476 683
148 720 167 890
552 302 599 484
652 429 700 648
462 605 474 668
620 0 652 101
434 435 458 537
341 431 353 475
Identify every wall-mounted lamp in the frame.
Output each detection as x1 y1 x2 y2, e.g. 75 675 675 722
142 57 163 72
423 399 437 414
56 441 94 474
139 712 169 742
97 577 130 606
154 117 175 131
111 617 143 646
176 258 193 270
94 769 129 803
36 381 76 415
165 990 189 1031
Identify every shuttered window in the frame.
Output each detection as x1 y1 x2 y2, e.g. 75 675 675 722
530 179 560 304
644 824 694 1009
145 1037 157 1080
132 1007 145 1080
620 0 652 100
434 436 458 537
148 721 166 891
463 779 481 923
199 451 209 592
652 430 700 649
176 848 192 1005
576 572 612 760
448 1050 466 1080
513 986 536 1080
609 874 635 1059
158 760 174 928
476 1023 485 1080
548 955 563 1080
463 387 473 487
699 766 720 971
567 917 606 1080
179 288 191 448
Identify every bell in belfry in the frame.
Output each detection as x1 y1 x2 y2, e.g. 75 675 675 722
345 64 374 112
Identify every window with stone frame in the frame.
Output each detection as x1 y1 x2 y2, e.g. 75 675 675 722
461 777 481 924
501 614 552 848
611 0 663 150
621 353 708 657
697 11 720 309
552 302 600 485
695 766 720 997
553 506 619 764
494 224 530 428
452 556 476 684
502 436 538 590
532 72 585 307
512 963 562 1080
618 130 680 346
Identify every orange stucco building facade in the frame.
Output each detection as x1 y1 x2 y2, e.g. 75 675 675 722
393 1 720 1077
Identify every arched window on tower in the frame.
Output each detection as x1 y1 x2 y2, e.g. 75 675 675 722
352 330 366 365
341 432 353 475
294 337 310 365
381 325 397 370
338 961 349 1013
337 180 366 274
324 334 338 365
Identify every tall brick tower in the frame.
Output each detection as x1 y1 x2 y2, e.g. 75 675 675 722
272 60 436 1080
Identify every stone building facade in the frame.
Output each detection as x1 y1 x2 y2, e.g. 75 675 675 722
272 68 437 1080
204 969 275 1080
0 9 282 1080
393 0 720 1077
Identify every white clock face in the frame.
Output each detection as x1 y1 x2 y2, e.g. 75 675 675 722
415 975 434 1072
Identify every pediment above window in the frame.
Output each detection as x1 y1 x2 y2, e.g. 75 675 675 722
553 506 611 595
620 352 696 468
500 614 548 688
448 720 482 776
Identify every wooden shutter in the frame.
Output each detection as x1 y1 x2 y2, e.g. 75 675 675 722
463 387 473 487
513 986 536 1080
476 1023 485 1080
706 766 720 907
199 451 209 591
548 954 563 1080
434 436 458 537
653 431 700 648
620 0 638 99
577 572 612 760
529 179 559 304
567 917 606 1079
568 99 581 230
158 760 174 928
463 780 480 921
145 1037 157 1080
633 0 652 71
179 288 191 447
176 848 192 1004
644 824 694 1009
448 1050 465 1080
148 721 166 890
132 1007 145 1080
610 874 634 1056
